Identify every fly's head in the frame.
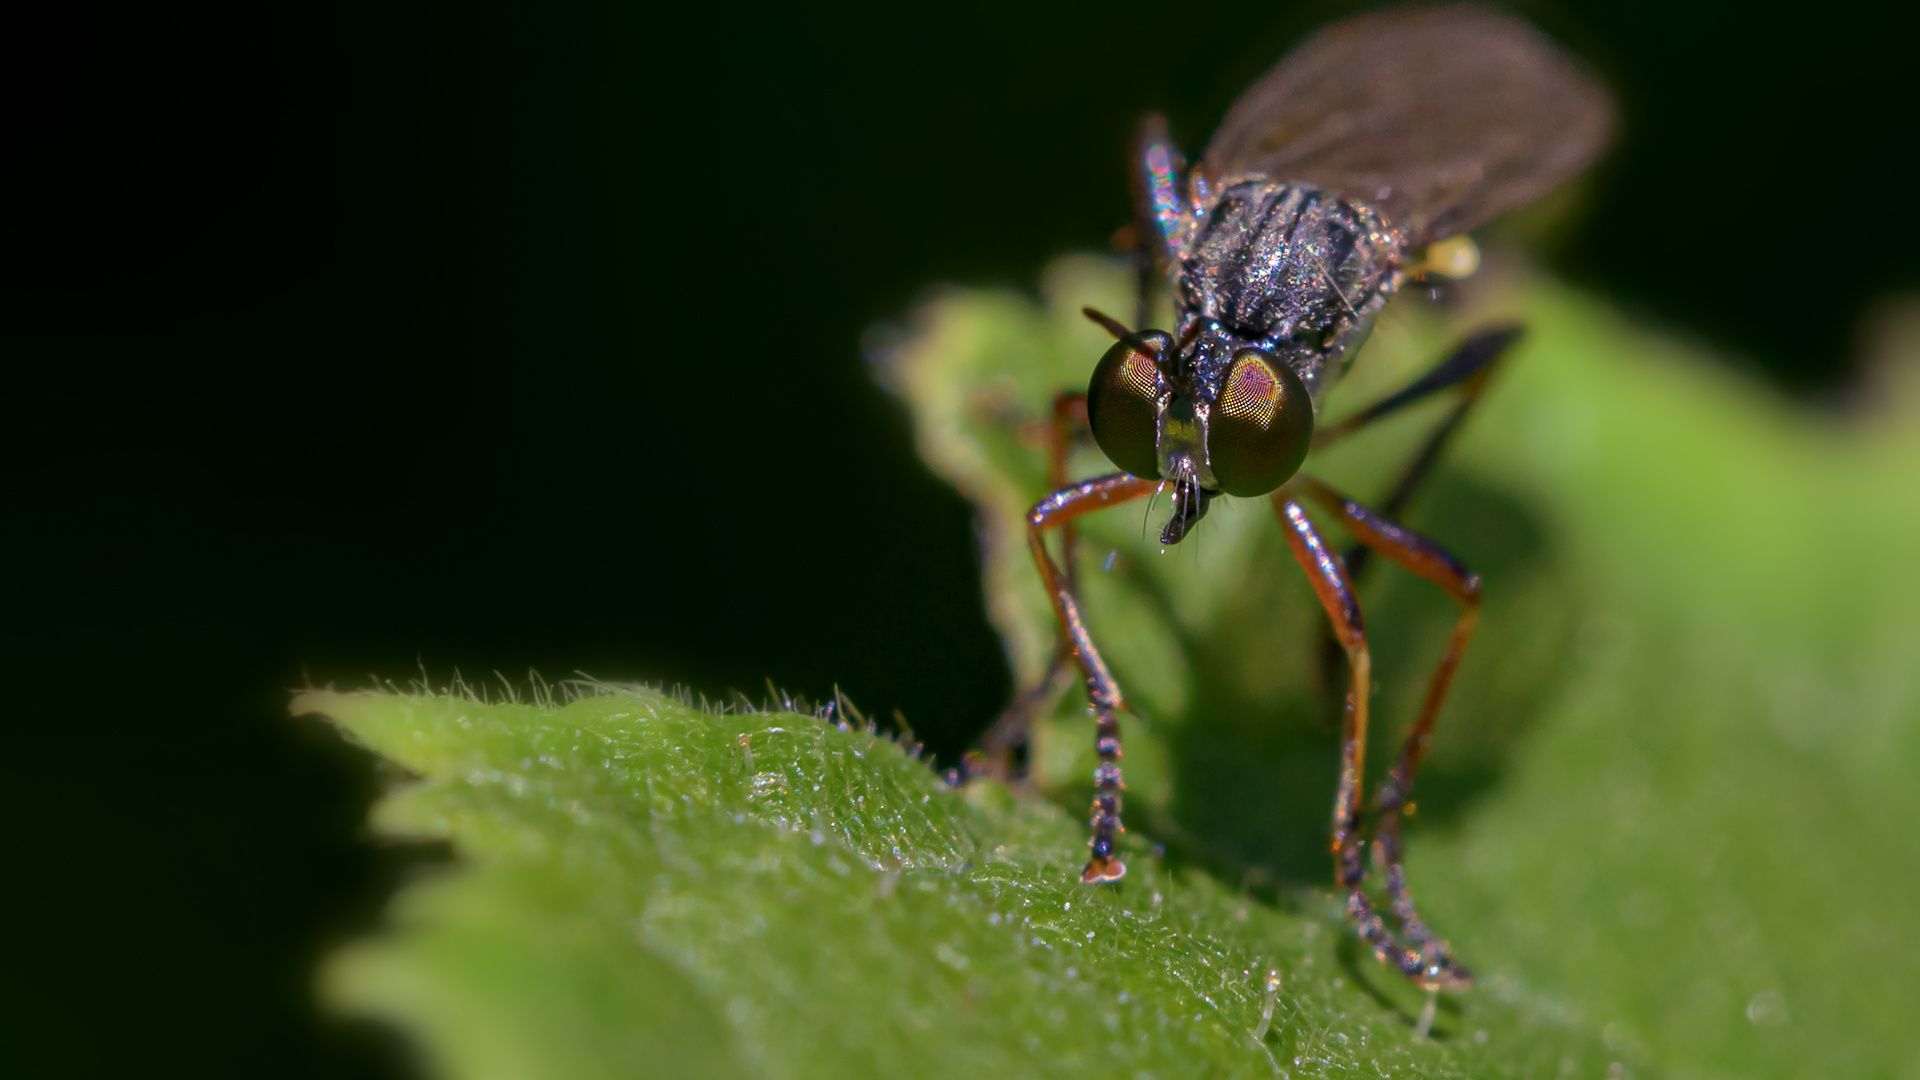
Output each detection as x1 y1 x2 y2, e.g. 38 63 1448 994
1085 325 1314 545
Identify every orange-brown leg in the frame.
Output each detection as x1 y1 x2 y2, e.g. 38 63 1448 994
1049 393 1090 590
980 392 1091 772
1310 327 1515 762
1028 472 1161 882
1297 476 1480 990
1313 325 1520 581
1270 497 1382 933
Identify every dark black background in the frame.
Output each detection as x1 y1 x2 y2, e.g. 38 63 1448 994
6 0 1914 1075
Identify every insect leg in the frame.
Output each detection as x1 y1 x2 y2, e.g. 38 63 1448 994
977 648 1077 778
1029 472 1162 883
1312 326 1516 709
1298 475 1478 990
1049 393 1090 592
1129 113 1185 328
979 393 1091 774
1271 496 1402 969
1350 327 1518 588
1311 324 1522 454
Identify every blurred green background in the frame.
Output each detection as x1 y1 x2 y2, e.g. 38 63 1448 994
6 0 1917 1076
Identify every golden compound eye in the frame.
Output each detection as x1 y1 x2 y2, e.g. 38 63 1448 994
1219 354 1283 428
1115 349 1161 399
1087 337 1167 480
1208 349 1313 497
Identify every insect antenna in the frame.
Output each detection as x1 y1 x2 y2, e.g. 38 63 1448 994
1174 320 1205 356
1081 307 1133 340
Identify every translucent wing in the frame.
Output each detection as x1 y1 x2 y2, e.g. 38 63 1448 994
1204 4 1615 244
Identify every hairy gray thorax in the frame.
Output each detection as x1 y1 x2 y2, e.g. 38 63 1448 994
1172 178 1403 408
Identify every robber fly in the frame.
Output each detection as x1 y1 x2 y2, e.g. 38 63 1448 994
998 4 1614 990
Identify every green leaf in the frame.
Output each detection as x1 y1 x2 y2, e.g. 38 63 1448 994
303 684 1607 1079
302 255 1920 1078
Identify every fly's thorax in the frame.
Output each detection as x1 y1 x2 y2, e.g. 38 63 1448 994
1172 177 1403 406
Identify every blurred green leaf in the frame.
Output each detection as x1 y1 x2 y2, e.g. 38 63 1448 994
303 254 1920 1078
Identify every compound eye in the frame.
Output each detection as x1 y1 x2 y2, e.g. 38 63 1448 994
1086 337 1167 480
1209 348 1313 497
